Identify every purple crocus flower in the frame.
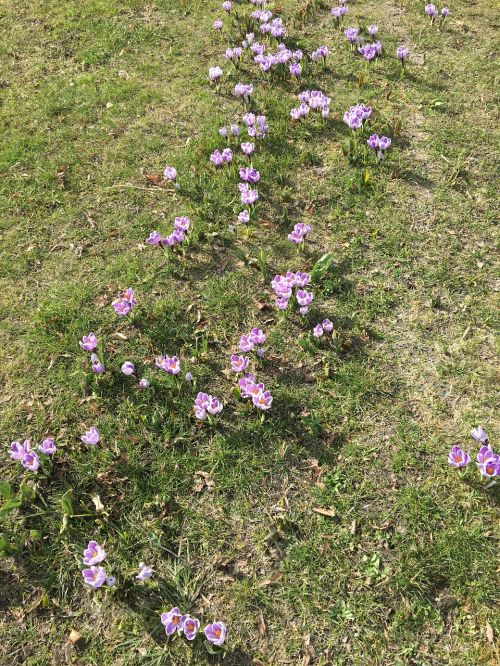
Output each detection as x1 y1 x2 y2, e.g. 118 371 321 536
234 83 253 102
379 136 392 151
106 576 116 587
210 149 225 166
161 607 185 636
209 66 223 82
222 148 233 163
182 616 200 641
231 124 240 136
479 455 500 477
237 210 250 224
83 566 107 588
368 24 378 35
290 62 302 77
146 231 162 245
241 187 259 206
213 19 223 30
121 361 135 376
239 167 260 183
219 126 228 138
239 373 256 398
204 622 227 646
397 46 409 62
358 44 378 61
10 440 31 460
163 166 177 181
299 306 309 316
277 297 289 310
471 426 489 445
241 142 255 156
39 438 57 455
425 3 438 18
441 7 450 16
81 427 100 446
448 445 471 467
185 372 194 382
296 289 314 306
476 445 494 465
249 328 266 345
83 540 107 565
367 134 380 150
322 319 334 332
239 335 255 352
207 396 223 415
222 1 231 12
80 332 98 351
139 378 150 389
253 390 273 411
136 562 154 580
231 354 250 373
155 355 181 375
112 299 131 316
22 450 40 472
313 324 324 338
344 27 359 44
91 353 105 375
174 216 190 232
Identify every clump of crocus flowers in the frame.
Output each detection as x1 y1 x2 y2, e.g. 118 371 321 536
155 354 181 375
210 148 233 166
313 319 334 338
9 437 57 473
80 332 105 374
146 216 190 251
288 222 312 245
234 82 253 103
290 90 330 121
160 608 226 648
82 539 115 589
239 327 267 357
271 271 312 313
358 41 383 62
448 427 499 480
367 134 392 161
239 373 273 411
112 288 137 317
194 392 223 420
311 45 329 64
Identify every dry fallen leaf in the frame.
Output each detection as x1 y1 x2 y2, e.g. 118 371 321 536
193 471 215 493
258 572 282 587
68 629 81 644
486 621 494 645
91 495 105 512
313 507 337 518
258 610 266 638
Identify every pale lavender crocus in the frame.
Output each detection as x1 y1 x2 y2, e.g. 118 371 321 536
231 354 250 373
313 324 324 338
296 289 314 307
83 540 107 565
136 562 154 581
238 210 250 223
81 427 100 446
204 621 227 646
10 440 31 460
83 566 107 588
161 607 185 635
182 616 200 640
322 319 334 332
253 390 273 410
213 19 223 30
209 66 223 82
249 328 266 345
185 372 194 382
241 142 255 156
155 355 181 375
39 438 57 455
479 456 500 477
146 231 162 245
139 378 150 389
121 361 135 376
163 166 177 181
80 332 98 351
22 450 40 472
222 1 231 12
105 576 116 587
91 353 105 375
471 426 489 445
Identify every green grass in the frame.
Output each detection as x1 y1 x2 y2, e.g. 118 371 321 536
1 0 498 664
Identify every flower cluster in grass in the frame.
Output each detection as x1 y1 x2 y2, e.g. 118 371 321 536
448 428 499 480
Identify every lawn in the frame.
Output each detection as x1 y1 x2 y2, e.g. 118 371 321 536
0 0 498 664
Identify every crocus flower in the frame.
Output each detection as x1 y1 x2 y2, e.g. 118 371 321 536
476 445 494 465
425 3 438 19
112 288 137 316
146 231 162 245
121 361 135 376
83 566 107 588
253 390 273 410
81 427 100 446
139 378 150 389
163 166 177 181
290 62 302 77
379 136 392 151
299 306 309 316
241 187 259 205
207 396 223 415
239 167 260 183
213 19 223 29
441 7 450 16
296 289 314 307
222 1 231 12
231 354 250 373
313 324 324 338
397 46 409 62
174 216 190 233
249 328 266 345
83 540 107 565
231 124 240 136
210 149 225 166
358 44 378 61
39 438 57 455
106 576 116 587
209 66 223 82
22 450 40 472
222 148 233 163
368 24 378 35
234 83 253 102
91 353 105 374
344 27 359 44
80 332 98 351
182 616 200 641
241 142 255 156
161 607 185 636
322 319 334 332
155 355 181 375
204 622 227 646
219 126 228 138
239 335 255 352
471 426 489 445
136 562 154 580
367 134 380 150
478 456 500 477
448 445 471 467
10 440 31 460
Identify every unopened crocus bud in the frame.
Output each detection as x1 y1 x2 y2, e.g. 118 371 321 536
185 372 194 382
139 378 150 389
121 361 135 376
